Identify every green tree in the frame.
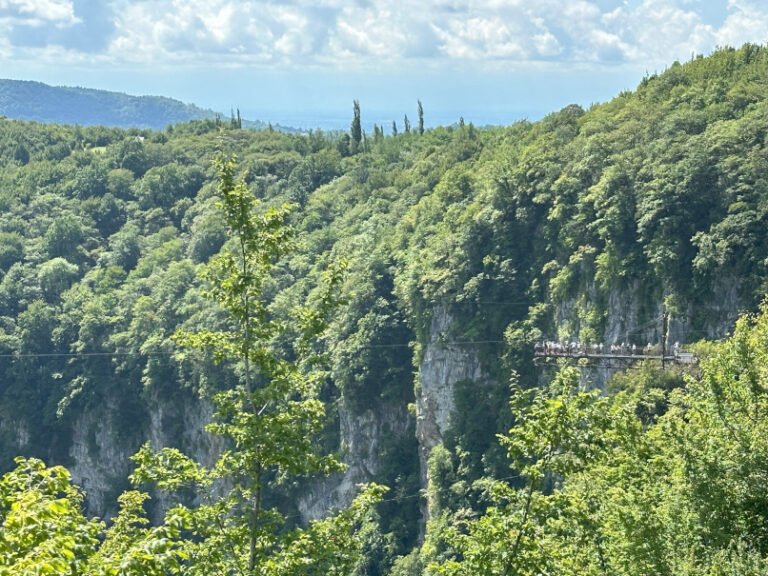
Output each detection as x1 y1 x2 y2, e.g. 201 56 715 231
131 156 383 574
106 167 135 199
112 138 149 177
0 458 190 576
0 458 101 575
435 368 619 576
44 213 85 261
0 232 23 272
351 100 362 155
418 100 425 135
38 257 79 302
106 222 142 271
135 163 201 210
13 143 29 165
187 208 227 263
433 304 768 575
373 124 384 145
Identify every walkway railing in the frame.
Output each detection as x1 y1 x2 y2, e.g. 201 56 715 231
533 346 696 365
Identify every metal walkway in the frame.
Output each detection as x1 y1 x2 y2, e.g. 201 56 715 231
533 351 696 364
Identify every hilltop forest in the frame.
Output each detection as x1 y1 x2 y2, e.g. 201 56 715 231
0 79 217 130
3 44 768 573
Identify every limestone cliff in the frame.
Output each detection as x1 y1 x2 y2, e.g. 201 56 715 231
298 402 413 520
415 307 486 519
67 388 219 516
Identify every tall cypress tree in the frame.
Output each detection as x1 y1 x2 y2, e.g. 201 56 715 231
417 100 425 135
351 100 362 154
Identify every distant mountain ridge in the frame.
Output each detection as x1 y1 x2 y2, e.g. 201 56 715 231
0 79 298 131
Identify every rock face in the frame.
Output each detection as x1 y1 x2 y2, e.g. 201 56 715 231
67 388 219 517
680 277 743 341
61 373 415 522
69 404 136 515
415 307 485 518
413 279 744 518
300 308 489 526
298 402 412 520
0 417 31 455
3 278 748 522
555 278 742 350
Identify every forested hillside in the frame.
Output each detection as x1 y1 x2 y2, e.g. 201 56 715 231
2 44 768 573
0 79 269 130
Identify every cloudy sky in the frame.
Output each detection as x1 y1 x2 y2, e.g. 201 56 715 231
1 0 767 128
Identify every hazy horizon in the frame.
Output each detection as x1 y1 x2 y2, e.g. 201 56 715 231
0 1 763 131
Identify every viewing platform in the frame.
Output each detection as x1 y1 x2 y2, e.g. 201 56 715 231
533 342 696 365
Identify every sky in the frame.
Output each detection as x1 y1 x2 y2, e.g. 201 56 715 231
0 0 767 129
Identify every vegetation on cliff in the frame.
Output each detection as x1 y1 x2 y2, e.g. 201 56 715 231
420 306 768 575
1 44 768 572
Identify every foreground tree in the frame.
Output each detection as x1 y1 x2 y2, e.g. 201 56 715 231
0 157 382 575
0 458 101 575
432 304 768 575
132 155 383 573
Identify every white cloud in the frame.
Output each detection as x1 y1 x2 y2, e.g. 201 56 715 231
533 31 562 57
589 0 716 63
110 1 273 62
0 0 78 26
716 0 768 47
0 0 765 70
0 35 11 57
329 3 411 60
433 17 527 59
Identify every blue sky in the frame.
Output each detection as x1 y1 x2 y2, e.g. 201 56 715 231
1 0 767 128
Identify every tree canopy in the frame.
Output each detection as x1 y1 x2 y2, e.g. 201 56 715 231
0 43 768 573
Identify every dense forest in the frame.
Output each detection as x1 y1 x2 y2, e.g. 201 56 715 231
0 79 219 129
0 79 292 132
3 44 768 573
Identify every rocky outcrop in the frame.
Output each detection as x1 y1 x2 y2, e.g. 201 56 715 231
554 276 741 351
299 306 490 525
416 307 485 518
69 402 137 515
8 279 748 523
298 402 412 520
68 388 219 516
